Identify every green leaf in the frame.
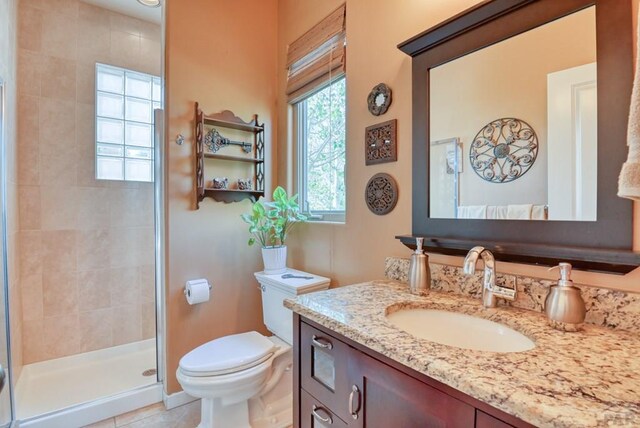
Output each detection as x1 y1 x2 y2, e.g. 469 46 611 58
273 186 287 202
248 237 255 246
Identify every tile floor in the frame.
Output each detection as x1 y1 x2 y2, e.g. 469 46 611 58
84 400 200 428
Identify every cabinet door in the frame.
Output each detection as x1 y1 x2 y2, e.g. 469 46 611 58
348 349 475 428
301 390 349 428
476 411 514 428
301 322 351 422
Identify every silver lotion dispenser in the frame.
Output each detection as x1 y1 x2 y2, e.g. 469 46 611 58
408 237 431 294
544 263 586 331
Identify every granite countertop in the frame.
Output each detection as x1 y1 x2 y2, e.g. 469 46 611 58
284 280 640 428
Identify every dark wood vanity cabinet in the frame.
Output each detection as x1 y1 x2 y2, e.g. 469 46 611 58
294 316 533 428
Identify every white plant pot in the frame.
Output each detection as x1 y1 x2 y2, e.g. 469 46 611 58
262 246 287 274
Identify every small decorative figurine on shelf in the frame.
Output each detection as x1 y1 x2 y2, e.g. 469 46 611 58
212 177 228 189
237 178 252 190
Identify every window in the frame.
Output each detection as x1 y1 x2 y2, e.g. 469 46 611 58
296 78 346 221
95 64 161 182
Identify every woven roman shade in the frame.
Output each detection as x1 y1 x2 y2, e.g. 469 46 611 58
286 4 346 102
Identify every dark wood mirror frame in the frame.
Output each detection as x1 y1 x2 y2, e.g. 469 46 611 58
397 0 640 273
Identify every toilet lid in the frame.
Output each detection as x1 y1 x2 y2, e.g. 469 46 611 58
179 331 276 377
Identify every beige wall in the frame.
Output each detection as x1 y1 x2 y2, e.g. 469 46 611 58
165 0 278 393
16 0 160 364
0 0 20 388
279 0 640 294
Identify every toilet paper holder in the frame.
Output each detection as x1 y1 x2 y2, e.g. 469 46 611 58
183 283 212 296
183 279 212 297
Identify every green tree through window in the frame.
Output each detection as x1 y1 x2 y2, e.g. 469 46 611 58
300 78 346 215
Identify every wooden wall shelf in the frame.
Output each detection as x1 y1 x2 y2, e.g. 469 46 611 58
195 103 265 208
203 189 264 204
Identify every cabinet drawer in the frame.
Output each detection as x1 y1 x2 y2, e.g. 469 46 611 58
300 322 351 422
476 410 514 428
300 390 349 428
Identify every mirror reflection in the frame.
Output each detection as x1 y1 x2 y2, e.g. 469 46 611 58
429 6 596 221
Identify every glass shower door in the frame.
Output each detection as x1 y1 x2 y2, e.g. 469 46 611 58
0 80 15 427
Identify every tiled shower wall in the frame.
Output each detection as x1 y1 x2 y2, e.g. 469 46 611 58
16 0 161 364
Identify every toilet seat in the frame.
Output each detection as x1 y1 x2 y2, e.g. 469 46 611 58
179 331 276 377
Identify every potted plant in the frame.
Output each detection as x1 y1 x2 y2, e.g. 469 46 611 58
241 186 307 274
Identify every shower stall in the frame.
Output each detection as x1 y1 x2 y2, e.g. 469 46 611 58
0 0 166 426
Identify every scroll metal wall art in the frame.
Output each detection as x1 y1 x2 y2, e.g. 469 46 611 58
365 173 398 215
469 117 538 183
365 119 397 165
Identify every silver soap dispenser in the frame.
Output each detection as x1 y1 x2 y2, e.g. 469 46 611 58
408 237 431 294
544 263 586 331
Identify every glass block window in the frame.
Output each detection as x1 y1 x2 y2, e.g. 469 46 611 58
95 64 161 182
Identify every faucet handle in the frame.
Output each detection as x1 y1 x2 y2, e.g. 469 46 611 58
490 284 516 301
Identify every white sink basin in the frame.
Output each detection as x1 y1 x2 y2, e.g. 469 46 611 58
386 308 535 353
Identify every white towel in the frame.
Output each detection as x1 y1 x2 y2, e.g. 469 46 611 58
486 206 497 219
507 204 532 220
531 205 547 220
495 205 508 219
457 205 487 219
618 6 640 199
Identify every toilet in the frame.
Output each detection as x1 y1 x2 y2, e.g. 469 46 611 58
177 269 330 428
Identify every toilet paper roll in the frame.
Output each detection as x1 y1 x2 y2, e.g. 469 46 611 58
185 279 210 305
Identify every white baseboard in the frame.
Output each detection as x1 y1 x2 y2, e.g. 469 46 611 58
18 383 162 428
163 390 197 410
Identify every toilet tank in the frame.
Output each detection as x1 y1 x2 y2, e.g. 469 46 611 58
254 269 330 345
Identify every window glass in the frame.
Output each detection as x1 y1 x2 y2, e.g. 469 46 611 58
95 64 161 182
296 78 346 221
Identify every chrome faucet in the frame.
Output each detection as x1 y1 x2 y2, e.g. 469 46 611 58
463 246 516 308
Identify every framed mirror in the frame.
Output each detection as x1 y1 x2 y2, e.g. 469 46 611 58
398 0 640 273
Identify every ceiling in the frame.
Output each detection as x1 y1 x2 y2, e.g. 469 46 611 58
81 0 162 24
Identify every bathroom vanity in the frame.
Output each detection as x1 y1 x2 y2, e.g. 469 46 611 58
286 281 640 427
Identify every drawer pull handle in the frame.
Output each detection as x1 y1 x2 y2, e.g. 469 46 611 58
311 335 333 350
349 384 361 419
312 405 333 424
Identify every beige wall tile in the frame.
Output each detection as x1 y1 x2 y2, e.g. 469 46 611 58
21 271 44 321
76 64 96 105
77 229 110 271
109 228 138 268
38 0 78 17
110 31 140 71
43 269 78 317
41 230 77 272
41 10 77 60
18 49 41 96
40 187 79 230
23 318 45 364
112 304 141 346
41 56 76 101
38 98 76 158
78 269 111 311
18 185 41 230
109 188 153 228
18 6 43 52
80 308 113 352
139 265 155 303
141 301 155 340
109 12 141 37
43 313 80 359
18 230 42 278
17 96 40 185
139 38 161 76
77 187 111 230
77 10 110 66
110 267 139 306
39 150 78 186
138 21 161 42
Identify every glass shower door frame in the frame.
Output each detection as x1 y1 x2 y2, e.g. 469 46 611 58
0 77 17 427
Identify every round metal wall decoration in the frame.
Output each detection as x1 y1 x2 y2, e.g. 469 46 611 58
469 118 538 183
367 83 392 116
365 173 398 215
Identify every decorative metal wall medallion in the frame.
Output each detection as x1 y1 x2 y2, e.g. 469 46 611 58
365 119 397 165
365 173 398 215
367 83 392 116
470 118 538 183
